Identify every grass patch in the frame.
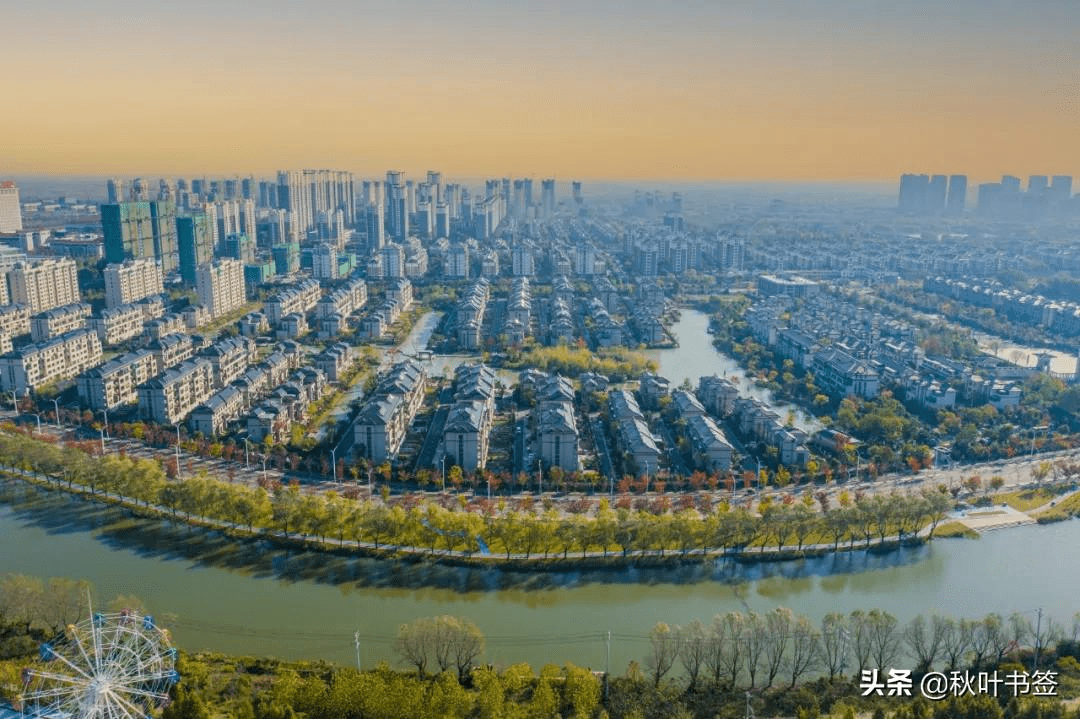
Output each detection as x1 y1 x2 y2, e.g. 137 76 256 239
933 521 979 539
1037 510 1070 524
992 487 1062 512
1039 490 1080 517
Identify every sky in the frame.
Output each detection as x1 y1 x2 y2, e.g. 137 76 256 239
2 0 1079 181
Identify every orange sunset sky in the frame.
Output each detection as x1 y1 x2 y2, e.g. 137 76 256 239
2 0 1079 181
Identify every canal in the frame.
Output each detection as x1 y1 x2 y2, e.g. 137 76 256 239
2 480 1076 673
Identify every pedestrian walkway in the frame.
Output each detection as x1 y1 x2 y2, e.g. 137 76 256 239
952 504 1036 533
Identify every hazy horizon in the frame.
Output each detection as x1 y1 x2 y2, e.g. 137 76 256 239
4 1 1079 179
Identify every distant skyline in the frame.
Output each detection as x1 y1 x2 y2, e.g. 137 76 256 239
3 1 1079 180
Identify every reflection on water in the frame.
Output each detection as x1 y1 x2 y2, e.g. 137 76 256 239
647 309 822 431
5 476 1080 669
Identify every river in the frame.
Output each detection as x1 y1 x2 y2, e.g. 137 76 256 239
647 309 821 431
2 480 1077 673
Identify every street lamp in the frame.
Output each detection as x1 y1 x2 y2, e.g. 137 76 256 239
331 446 337 483
537 457 543 494
244 438 251 470
99 427 106 455
100 409 109 440
175 426 182 481
30 414 41 432
51 399 61 428
9 390 17 414
260 454 268 485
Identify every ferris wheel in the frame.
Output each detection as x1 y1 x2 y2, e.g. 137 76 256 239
19 610 179 719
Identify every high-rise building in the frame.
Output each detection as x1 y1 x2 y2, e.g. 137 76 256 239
572 181 583 207
435 202 450 239
541 179 556 219
385 171 408 243
1028 176 1049 194
276 169 356 236
1051 175 1074 202
925 175 947 214
312 243 339 280
522 178 533 210
104 259 164 309
177 213 213 285
426 171 443 204
446 243 470 279
106 178 126 205
196 259 245 318
0 182 22 233
131 177 148 201
223 233 256 264
365 202 385 251
415 202 433 239
8 259 80 314
101 202 154 263
946 175 967 214
102 200 177 271
381 243 405 279
1001 175 1022 193
149 199 178 273
272 243 300 276
898 174 929 214
510 245 534 277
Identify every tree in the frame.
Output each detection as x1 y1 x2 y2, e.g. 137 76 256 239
162 687 211 719
646 622 680 686
904 614 946 674
939 617 973 671
788 615 820 688
395 617 435 677
819 613 849 681
868 609 901 673
445 616 486 682
743 612 767 689
677 620 708 691
762 607 793 688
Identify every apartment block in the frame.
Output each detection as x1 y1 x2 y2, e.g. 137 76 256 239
196 258 246 318
104 259 164 309
137 358 215 425
198 336 254 388
77 349 159 410
0 329 103 395
265 278 321 324
354 359 426 464
89 305 146 345
0 305 30 337
30 303 91 343
7 259 80 314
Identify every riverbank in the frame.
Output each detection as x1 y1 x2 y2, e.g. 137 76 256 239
1 465 938 574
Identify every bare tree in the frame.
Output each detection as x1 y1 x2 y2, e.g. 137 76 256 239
1013 611 1062 670
848 610 874 676
868 609 902 673
941 617 974 671
743 612 767 690
39 578 92 634
788 615 820 688
394 615 486 681
982 614 1012 667
395 617 435 678
904 614 947 674
678 620 709 691
819 613 849 681
646 622 681 687
969 615 995 670
763 607 793 688
706 612 745 689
